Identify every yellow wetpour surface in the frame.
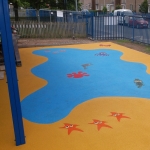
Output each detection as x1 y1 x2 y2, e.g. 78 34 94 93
1 42 150 150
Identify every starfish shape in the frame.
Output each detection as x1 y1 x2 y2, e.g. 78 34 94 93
60 123 83 135
110 112 131 122
67 71 89 78
89 119 112 131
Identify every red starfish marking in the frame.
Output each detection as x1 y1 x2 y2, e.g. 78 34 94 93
67 71 89 78
60 123 83 135
89 119 112 131
110 112 131 122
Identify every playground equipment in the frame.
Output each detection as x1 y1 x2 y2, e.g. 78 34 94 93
0 0 25 146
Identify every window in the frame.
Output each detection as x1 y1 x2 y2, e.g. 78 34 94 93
88 3 91 9
130 4 133 10
121 4 126 9
106 5 110 11
96 4 99 10
121 0 126 4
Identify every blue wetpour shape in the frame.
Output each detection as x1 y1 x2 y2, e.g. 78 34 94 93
21 48 150 124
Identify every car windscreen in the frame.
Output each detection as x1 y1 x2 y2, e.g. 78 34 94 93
136 17 144 21
121 11 133 16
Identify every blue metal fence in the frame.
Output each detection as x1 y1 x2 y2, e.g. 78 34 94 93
10 9 150 45
87 13 150 45
87 14 124 40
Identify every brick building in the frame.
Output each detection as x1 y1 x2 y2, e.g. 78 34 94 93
80 0 92 10
80 0 150 13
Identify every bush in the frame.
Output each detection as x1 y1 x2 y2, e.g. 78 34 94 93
115 5 122 10
139 0 148 13
102 6 107 13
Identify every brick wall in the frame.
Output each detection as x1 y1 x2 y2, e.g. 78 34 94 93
81 0 148 12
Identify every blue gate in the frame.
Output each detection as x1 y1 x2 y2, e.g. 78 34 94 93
87 13 124 40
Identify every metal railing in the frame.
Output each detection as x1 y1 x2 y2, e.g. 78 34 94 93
87 13 150 45
10 10 150 45
9 8 90 23
11 21 86 38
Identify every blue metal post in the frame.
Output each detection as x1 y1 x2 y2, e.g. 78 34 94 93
123 16 124 39
91 14 94 40
86 14 88 37
132 16 134 42
0 0 25 146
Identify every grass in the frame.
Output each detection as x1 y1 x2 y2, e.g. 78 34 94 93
116 39 130 43
112 39 150 55
146 46 150 52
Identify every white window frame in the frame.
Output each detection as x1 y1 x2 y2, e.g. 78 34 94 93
121 4 126 9
96 4 99 10
106 4 110 11
130 4 133 10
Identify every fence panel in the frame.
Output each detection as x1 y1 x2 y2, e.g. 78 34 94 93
10 10 150 45
87 14 124 40
11 21 86 39
124 15 150 44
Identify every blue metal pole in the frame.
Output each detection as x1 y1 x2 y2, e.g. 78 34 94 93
0 0 25 146
133 16 134 42
123 16 124 39
91 13 94 40
86 14 88 37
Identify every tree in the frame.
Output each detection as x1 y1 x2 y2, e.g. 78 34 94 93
102 6 107 13
14 1 18 21
56 0 82 10
8 0 82 10
115 5 122 10
139 0 148 13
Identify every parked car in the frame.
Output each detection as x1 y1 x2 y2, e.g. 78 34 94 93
81 9 91 15
128 16 149 28
114 9 133 25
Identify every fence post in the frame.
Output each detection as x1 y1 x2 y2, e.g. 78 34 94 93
123 15 124 39
91 13 94 40
86 14 88 37
37 9 40 23
72 27 75 39
132 15 134 42
49 11 51 22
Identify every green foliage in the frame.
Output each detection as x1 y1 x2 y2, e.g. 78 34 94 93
115 5 122 10
102 6 107 13
146 46 150 52
9 0 82 10
139 0 148 13
117 39 130 43
52 0 82 10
